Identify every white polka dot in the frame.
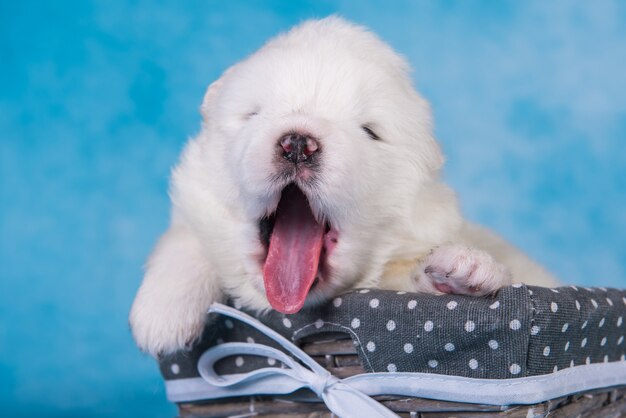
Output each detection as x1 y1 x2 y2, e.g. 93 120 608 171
601 337 607 346
235 356 244 367
562 323 569 332
582 320 588 329
171 364 180 375
551 302 558 313
570 285 579 291
314 319 324 329
447 301 458 310
550 288 560 293
424 320 434 332
445 343 455 351
387 320 396 331
369 298 379 308
543 346 551 356
570 360 575 368
575 300 581 310
600 287 608 292
489 301 500 309
581 338 587 347
246 336 255 344
585 356 591 365
591 299 598 309
366 341 376 352
351 318 360 328
469 359 478 369
510 364 521 375
465 321 476 332
407 300 417 309
225 320 234 329
512 283 523 288
404 343 414 353
359 289 370 294
607 298 614 306
488 340 499 350
396 291 406 295
528 289 533 295
599 317 606 328
564 341 570 351
267 358 276 366
531 325 540 335
510 319 522 330
623 297 626 306
553 365 559 373
333 297 342 307
618 317 623 327
428 360 438 368
387 363 397 372
282 318 292 328
618 336 624 345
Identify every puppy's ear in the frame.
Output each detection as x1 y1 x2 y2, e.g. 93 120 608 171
200 66 238 122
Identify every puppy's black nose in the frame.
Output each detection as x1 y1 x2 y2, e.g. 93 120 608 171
279 133 319 164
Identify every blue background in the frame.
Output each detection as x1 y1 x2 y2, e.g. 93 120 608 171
1 1 625 416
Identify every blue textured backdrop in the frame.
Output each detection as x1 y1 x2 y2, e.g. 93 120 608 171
1 1 625 416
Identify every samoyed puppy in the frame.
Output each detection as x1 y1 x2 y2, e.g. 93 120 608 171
130 17 558 357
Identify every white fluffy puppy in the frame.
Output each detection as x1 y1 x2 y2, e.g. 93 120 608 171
130 17 558 357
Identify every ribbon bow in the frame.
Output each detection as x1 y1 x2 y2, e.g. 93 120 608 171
199 303 399 418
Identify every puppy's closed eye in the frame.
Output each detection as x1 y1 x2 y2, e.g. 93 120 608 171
362 125 381 141
243 108 260 120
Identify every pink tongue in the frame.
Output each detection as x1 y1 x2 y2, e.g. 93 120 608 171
263 186 325 314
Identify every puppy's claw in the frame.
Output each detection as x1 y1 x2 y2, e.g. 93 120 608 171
424 266 447 281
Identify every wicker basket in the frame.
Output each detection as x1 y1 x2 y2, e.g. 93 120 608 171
176 334 626 417
159 286 626 417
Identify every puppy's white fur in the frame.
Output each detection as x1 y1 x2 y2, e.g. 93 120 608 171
130 17 558 357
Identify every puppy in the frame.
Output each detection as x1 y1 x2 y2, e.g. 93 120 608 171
130 17 558 357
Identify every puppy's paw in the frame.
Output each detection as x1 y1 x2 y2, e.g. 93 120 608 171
415 244 512 296
129 225 221 357
130 295 207 357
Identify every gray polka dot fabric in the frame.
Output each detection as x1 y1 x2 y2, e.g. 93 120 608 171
159 285 626 382
526 286 625 374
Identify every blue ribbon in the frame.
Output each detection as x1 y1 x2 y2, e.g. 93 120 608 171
198 303 399 418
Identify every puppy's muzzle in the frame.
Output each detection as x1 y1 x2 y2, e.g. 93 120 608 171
279 133 319 164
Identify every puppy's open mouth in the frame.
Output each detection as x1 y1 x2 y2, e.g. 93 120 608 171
258 185 337 314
